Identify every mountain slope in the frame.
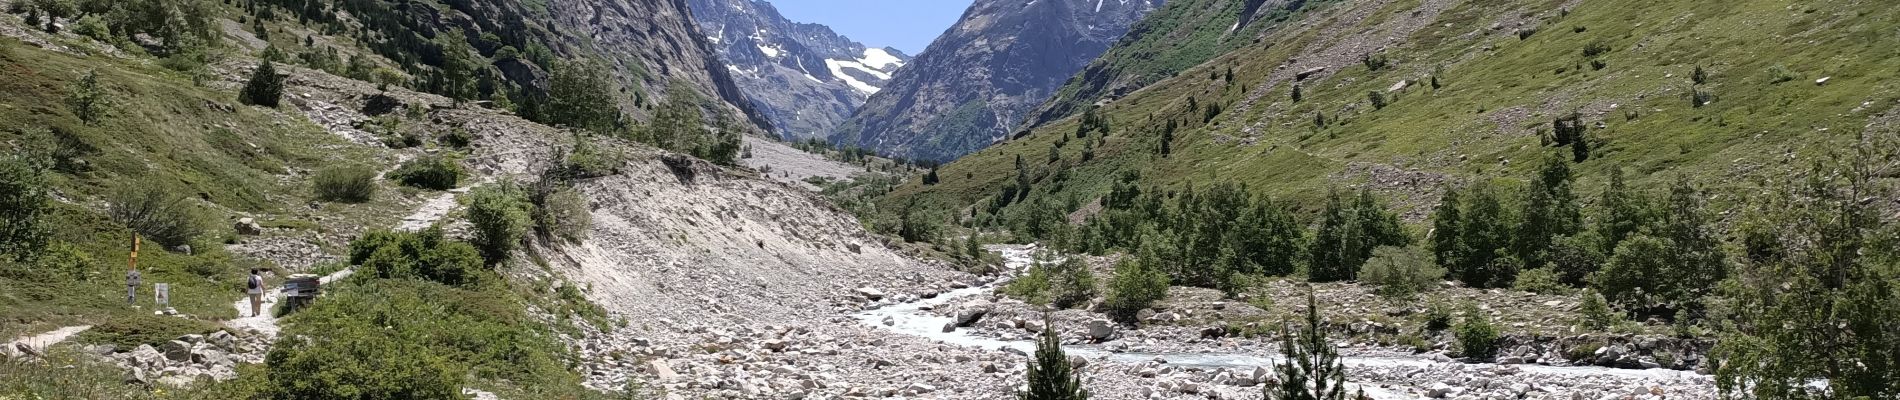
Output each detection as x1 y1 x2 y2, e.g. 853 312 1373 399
892 0 1900 219
688 0 910 140
829 0 1162 162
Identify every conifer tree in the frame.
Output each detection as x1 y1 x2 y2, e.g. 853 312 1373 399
1019 315 1089 400
1268 292 1356 400
240 60 284 107
1514 152 1581 267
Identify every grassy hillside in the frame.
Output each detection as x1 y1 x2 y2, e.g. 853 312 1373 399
896 0 1900 218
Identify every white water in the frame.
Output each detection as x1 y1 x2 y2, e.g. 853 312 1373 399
852 245 1706 396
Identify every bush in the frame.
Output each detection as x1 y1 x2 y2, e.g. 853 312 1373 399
1103 257 1169 323
1581 40 1613 58
387 154 463 190
1577 289 1618 330
0 143 50 261
1512 267 1569 295
530 184 591 242
1357 246 1443 298
466 183 531 264
79 313 220 352
348 228 484 286
1455 305 1500 360
106 184 208 248
1367 90 1387 110
1048 258 1097 309
1423 301 1453 332
1003 260 1054 305
65 70 109 125
1766 64 1797 84
312 165 377 203
240 60 284 107
266 317 465 400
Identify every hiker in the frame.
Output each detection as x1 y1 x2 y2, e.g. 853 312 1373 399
247 269 265 317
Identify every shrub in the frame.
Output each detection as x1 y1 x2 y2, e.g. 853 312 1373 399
530 184 591 242
1367 90 1387 110
266 319 464 400
1580 40 1613 58
466 183 531 264
1766 64 1797 84
239 60 284 107
1423 300 1453 331
64 70 109 125
1577 289 1618 330
1512 267 1569 295
1048 258 1097 309
1357 246 1443 298
0 143 50 261
1455 305 1500 359
72 14 109 41
312 165 377 203
1003 261 1054 305
388 154 463 190
348 228 484 286
1104 257 1169 323
106 184 208 248
79 313 219 352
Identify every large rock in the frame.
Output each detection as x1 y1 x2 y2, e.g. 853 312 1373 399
160 340 193 362
234 218 263 235
1085 319 1116 341
648 359 680 381
130 344 166 368
953 303 991 327
855 287 885 301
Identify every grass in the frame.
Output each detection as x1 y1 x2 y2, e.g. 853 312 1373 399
893 0 1900 227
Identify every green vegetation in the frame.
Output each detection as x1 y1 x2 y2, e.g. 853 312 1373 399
1103 256 1168 323
1016 315 1089 400
1048 258 1098 309
239 60 284 108
1267 293 1362 400
349 228 485 286
0 135 50 261
388 154 464 190
1454 305 1499 360
312 165 377 203
1714 138 1900 398
466 182 532 264
65 70 110 125
1356 245 1441 298
529 177 592 243
105 183 209 249
1308 187 1409 282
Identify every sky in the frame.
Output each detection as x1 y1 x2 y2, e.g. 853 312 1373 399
766 0 974 55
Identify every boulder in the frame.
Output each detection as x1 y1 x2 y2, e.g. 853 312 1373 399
761 339 788 352
160 340 193 362
953 304 990 327
1427 382 1456 398
941 321 957 333
854 287 885 301
234 218 263 235
130 344 166 368
1085 320 1116 341
647 359 680 381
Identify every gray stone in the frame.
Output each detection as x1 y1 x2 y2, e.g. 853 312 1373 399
854 287 885 301
160 340 193 362
648 359 680 381
1085 319 1116 341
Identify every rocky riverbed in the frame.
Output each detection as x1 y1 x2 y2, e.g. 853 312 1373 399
561 246 1720 399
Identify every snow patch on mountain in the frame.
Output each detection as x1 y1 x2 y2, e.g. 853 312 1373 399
859 48 905 70
825 59 883 94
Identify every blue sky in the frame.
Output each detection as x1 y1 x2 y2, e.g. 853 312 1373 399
766 0 973 55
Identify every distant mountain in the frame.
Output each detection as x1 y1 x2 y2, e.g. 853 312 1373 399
830 0 1162 162
688 0 911 140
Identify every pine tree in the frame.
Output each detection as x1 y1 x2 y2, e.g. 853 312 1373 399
1514 152 1581 267
1268 292 1355 400
240 60 284 107
1018 315 1089 400
1429 189 1464 274
1594 168 1649 254
65 70 108 125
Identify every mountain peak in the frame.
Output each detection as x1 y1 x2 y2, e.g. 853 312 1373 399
688 0 912 140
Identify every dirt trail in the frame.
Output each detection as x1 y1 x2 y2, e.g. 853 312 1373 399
4 325 94 356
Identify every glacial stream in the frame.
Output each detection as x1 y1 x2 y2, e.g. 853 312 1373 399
852 245 1709 398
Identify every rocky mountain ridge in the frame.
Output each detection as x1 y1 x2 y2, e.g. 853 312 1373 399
830 0 1163 162
687 0 910 140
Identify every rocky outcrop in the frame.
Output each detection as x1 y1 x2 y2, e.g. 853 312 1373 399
829 0 1161 162
543 0 775 132
687 0 910 140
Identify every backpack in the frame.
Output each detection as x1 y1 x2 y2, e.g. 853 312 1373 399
248 275 261 290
